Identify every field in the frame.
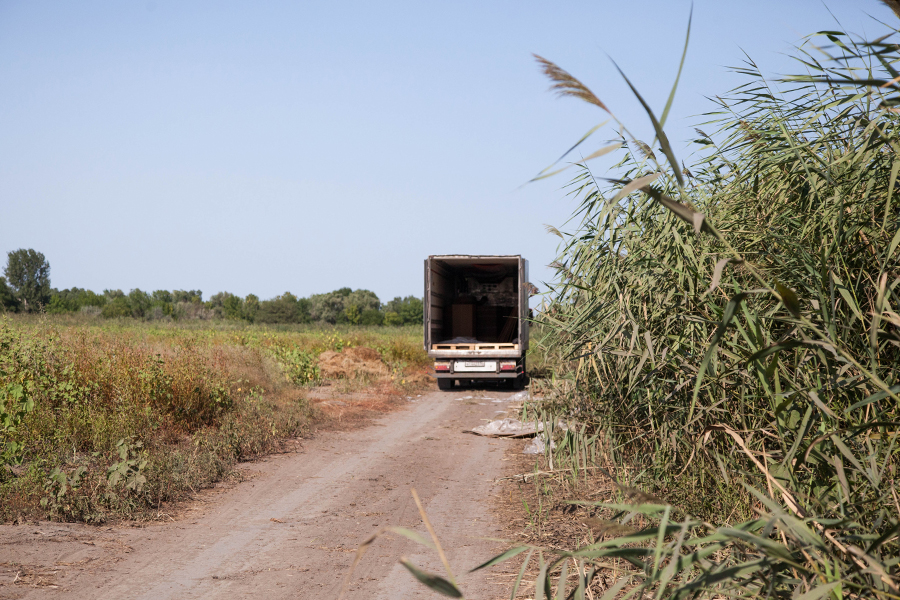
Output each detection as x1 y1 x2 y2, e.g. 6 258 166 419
0 314 428 523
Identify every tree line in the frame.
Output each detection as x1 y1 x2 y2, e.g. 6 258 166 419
0 249 423 326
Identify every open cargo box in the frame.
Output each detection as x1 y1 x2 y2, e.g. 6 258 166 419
424 255 529 358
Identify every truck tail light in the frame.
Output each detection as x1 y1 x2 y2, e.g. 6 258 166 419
434 361 451 372
500 361 517 371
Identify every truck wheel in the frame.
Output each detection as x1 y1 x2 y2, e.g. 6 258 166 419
438 378 454 391
511 376 525 391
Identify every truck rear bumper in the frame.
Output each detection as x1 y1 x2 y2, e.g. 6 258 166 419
432 356 525 378
434 372 522 380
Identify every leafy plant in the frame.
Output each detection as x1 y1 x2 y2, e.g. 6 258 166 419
0 321 36 468
0 381 33 467
106 438 148 493
40 465 86 512
271 346 321 386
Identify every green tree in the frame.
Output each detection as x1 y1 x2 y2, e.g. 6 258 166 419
309 292 346 324
207 292 242 320
384 296 423 325
4 249 50 312
128 289 152 318
243 294 260 322
341 304 361 325
101 296 132 318
47 287 106 313
206 291 233 318
297 297 312 323
150 290 175 317
222 294 243 320
257 292 307 324
315 288 380 325
359 308 384 326
173 290 202 304
347 289 380 312
152 290 173 303
0 278 19 312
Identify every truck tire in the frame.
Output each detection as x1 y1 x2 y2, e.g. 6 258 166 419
511 376 525 391
438 378 454 391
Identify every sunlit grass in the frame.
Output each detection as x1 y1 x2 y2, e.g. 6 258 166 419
0 314 427 522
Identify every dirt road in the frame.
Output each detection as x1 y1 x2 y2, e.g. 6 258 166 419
1 388 524 599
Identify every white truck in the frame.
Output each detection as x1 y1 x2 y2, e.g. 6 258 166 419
424 255 529 391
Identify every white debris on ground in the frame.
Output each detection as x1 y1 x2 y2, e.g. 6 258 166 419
467 417 569 436
465 418 540 437
465 412 572 454
507 390 530 402
522 436 556 454
458 390 554 451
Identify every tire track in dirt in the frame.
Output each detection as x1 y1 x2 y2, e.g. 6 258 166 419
1 389 522 599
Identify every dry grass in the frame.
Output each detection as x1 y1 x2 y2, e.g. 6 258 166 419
0 314 430 523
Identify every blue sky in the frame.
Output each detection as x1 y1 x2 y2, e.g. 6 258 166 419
1 1 895 302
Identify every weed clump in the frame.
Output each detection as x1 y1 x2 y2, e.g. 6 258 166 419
0 319 316 522
0 317 428 522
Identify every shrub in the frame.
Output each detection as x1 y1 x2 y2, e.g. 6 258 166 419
48 288 106 313
243 294 260 322
359 308 384 326
310 288 380 324
384 296 423 325
173 290 202 304
256 292 311 324
270 346 320 385
128 289 152 319
101 296 132 319
222 294 243 320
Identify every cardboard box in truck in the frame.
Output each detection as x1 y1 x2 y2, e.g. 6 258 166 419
450 303 475 338
424 255 529 391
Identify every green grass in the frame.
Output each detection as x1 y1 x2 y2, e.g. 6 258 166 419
0 314 426 523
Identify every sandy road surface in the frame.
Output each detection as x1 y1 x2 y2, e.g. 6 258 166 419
1 388 524 599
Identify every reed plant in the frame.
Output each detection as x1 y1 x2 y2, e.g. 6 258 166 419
484 11 900 600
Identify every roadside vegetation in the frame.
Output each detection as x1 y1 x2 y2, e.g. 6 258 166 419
0 315 427 523
466 9 900 600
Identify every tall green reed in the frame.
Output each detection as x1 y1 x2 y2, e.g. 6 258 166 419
487 13 900 600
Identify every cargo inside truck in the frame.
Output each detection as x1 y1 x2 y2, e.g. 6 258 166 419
425 256 523 350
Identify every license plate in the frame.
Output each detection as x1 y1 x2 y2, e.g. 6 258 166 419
464 361 485 367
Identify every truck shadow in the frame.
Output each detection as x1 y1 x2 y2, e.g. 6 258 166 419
445 378 526 392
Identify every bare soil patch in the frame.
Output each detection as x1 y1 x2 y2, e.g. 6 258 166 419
488 439 624 598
